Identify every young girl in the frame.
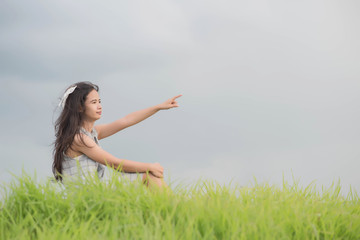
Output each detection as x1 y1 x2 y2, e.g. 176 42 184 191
52 81 181 190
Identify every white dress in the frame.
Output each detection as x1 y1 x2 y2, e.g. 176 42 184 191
61 127 141 183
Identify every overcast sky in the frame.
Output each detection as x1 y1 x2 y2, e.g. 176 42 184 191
1 0 359 196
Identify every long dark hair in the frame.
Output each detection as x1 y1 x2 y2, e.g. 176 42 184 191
52 81 99 182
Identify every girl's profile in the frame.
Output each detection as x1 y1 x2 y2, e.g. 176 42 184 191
52 81 182 190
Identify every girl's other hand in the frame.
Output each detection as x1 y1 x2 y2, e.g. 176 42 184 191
149 162 164 178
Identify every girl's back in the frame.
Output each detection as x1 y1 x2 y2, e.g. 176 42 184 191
62 127 104 182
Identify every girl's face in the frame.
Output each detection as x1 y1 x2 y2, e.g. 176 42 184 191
83 90 102 121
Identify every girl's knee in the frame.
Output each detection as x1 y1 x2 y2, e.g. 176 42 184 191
142 172 165 188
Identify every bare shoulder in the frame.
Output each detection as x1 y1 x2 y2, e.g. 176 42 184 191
94 125 102 138
73 132 97 148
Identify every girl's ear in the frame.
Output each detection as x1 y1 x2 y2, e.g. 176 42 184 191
79 106 84 112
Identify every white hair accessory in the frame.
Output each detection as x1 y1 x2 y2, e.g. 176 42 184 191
59 86 77 109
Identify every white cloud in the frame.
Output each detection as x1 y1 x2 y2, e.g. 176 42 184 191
175 142 360 197
0 136 53 184
0 0 359 196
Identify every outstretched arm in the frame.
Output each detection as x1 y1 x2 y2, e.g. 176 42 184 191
96 94 182 139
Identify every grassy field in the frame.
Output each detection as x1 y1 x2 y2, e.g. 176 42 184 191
1 171 359 240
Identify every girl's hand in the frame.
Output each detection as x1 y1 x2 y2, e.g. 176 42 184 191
149 162 164 178
157 95 182 110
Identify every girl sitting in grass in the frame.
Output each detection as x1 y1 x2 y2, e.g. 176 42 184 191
52 81 181 190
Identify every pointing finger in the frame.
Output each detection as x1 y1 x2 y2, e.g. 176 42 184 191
172 94 182 100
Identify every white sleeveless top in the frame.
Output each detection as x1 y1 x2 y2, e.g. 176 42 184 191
61 127 105 181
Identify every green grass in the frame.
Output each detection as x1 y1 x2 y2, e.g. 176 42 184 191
1 170 359 240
